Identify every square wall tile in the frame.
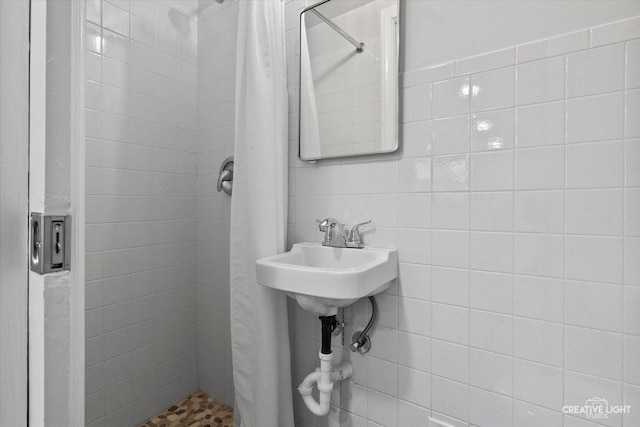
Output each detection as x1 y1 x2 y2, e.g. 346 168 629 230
471 108 515 152
401 120 432 158
627 188 640 236
565 236 623 284
513 401 563 427
625 237 640 286
565 281 622 332
398 400 430 426
566 140 624 188
514 275 564 322
368 357 398 396
397 194 431 229
624 384 640 427
103 1 130 37
627 88 640 138
624 335 640 385
431 267 469 306
433 116 470 155
470 310 513 355
567 93 624 143
590 15 640 46
431 377 469 422
103 29 131 64
515 191 564 233
514 233 564 278
567 43 625 98
564 371 623 426
470 271 513 315
516 101 565 148
627 39 640 89
516 29 589 63
471 150 514 191
398 366 431 408
398 298 431 337
515 146 565 190
402 84 431 123
432 154 469 192
398 263 431 301
367 389 398 427
367 194 398 228
431 230 470 269
397 331 431 372
398 157 432 193
86 52 102 84
470 191 514 232
456 48 515 75
398 228 431 264
565 326 622 380
470 231 513 273
565 189 623 236
471 67 515 112
514 317 563 367
432 303 469 345
103 57 130 91
432 77 469 119
368 161 398 193
624 286 640 335
514 359 563 410
432 340 470 383
626 139 640 187
431 193 469 230
516 56 565 105
469 350 513 395
86 0 101 24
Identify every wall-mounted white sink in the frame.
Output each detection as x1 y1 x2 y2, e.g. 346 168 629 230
256 242 398 315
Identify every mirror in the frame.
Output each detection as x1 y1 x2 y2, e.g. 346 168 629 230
299 0 399 161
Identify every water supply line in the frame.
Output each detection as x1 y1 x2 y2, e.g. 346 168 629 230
350 296 377 353
298 315 353 416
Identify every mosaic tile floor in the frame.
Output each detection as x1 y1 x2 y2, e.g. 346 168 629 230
138 391 234 427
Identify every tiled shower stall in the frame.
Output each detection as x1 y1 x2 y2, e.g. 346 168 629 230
83 0 640 426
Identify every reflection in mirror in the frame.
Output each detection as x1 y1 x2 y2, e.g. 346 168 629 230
299 0 399 161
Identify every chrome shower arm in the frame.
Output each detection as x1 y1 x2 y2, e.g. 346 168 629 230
310 9 364 53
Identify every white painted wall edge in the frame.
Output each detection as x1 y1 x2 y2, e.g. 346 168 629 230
28 1 47 424
69 0 86 424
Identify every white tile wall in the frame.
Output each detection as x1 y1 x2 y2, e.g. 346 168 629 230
84 1 199 425
285 5 640 427
84 2 640 426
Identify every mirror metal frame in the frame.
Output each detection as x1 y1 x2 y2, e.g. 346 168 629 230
298 0 399 162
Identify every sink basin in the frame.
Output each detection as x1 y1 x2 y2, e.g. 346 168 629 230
256 242 398 315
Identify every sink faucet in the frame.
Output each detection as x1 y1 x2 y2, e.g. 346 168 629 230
318 217 346 247
318 218 371 249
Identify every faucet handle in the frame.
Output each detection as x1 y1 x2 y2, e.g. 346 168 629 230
317 217 342 232
347 220 371 248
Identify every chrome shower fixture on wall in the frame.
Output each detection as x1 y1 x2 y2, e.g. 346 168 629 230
217 156 234 196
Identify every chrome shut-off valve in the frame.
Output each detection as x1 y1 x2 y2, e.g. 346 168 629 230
318 218 371 249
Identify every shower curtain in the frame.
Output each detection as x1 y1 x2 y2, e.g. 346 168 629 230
229 1 294 426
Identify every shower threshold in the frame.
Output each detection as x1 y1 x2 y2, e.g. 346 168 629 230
137 391 233 427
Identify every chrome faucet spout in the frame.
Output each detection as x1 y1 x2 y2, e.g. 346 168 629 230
318 218 347 247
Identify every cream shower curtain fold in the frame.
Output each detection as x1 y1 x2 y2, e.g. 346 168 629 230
229 1 294 426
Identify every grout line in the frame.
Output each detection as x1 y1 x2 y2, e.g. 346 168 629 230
561 51 569 427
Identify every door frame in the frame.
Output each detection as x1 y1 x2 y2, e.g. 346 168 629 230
0 1 30 425
28 0 85 425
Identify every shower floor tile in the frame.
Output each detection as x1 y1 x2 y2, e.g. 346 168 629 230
137 391 233 427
